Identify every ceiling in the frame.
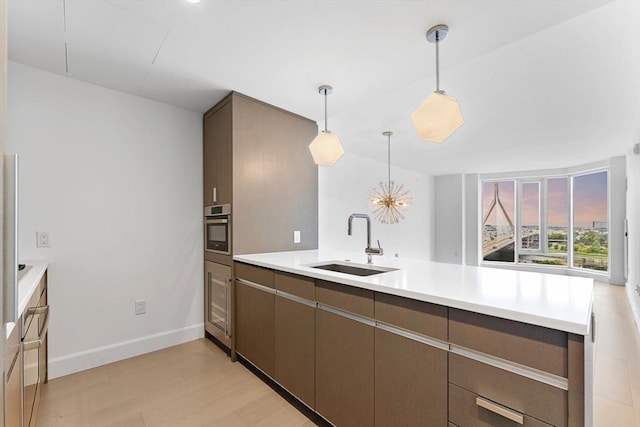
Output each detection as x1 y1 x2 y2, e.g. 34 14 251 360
7 0 640 176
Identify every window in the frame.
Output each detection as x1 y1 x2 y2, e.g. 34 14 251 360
481 170 608 274
482 181 515 263
545 178 568 266
520 182 540 251
572 171 608 272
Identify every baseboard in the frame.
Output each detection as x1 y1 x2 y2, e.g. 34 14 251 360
48 323 204 379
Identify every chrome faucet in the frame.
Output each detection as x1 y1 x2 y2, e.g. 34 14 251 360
347 213 383 264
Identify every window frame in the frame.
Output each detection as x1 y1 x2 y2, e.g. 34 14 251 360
480 168 609 275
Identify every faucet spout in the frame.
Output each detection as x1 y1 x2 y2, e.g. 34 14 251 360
347 213 382 264
348 213 371 248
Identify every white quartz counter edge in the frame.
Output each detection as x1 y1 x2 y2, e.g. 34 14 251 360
234 250 594 336
6 260 48 337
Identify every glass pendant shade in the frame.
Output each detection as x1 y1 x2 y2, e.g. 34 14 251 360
412 24 463 143
411 91 464 143
309 131 344 166
309 85 344 166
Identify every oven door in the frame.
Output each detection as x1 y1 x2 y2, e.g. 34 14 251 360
205 217 231 254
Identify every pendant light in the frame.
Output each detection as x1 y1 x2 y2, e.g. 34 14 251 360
411 24 464 143
309 85 344 166
368 131 412 224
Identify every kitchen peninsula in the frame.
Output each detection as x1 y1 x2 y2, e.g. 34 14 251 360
233 249 594 427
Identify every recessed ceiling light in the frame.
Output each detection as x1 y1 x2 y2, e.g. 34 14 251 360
186 0 202 3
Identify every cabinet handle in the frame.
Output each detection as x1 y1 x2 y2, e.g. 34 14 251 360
476 397 523 424
23 305 50 351
213 187 217 203
225 278 232 338
26 305 48 316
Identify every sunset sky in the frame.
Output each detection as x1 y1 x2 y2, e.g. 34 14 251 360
482 171 607 228
573 171 608 228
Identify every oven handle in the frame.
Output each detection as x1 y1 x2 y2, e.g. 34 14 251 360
206 219 228 224
23 305 49 351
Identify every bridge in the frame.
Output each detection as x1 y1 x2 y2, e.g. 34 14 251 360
482 183 539 257
482 229 539 257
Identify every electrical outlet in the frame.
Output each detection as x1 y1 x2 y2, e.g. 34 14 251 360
135 300 146 315
293 230 301 244
36 231 50 248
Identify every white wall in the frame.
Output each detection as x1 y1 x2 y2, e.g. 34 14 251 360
609 156 627 285
7 62 203 378
434 174 463 264
318 152 433 261
464 174 480 266
626 148 640 326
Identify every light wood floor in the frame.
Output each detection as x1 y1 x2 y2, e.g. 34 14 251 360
37 281 640 427
593 281 640 426
36 340 318 427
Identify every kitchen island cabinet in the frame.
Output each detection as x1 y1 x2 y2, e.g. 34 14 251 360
315 280 374 426
233 251 594 427
374 293 448 426
274 272 315 409
234 262 275 377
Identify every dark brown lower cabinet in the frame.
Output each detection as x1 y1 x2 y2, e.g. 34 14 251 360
235 280 275 377
274 295 315 409
449 383 553 427
316 308 374 427
374 328 448 426
449 353 566 427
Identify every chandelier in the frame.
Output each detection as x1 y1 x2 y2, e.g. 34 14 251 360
368 131 412 224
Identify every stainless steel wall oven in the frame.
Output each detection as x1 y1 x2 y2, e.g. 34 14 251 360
204 204 231 254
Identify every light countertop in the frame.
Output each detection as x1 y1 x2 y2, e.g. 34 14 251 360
234 250 594 335
6 260 48 337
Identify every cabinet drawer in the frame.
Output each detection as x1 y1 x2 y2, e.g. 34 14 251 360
449 383 554 427
375 292 447 340
450 353 566 427
449 308 567 377
234 262 274 288
22 273 47 340
275 271 314 300
316 280 373 318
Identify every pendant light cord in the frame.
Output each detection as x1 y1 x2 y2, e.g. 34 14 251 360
323 89 328 132
387 133 391 187
435 31 440 92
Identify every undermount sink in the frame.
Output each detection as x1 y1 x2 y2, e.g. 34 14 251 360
307 261 398 277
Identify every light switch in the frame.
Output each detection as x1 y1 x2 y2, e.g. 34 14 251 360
293 230 301 244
